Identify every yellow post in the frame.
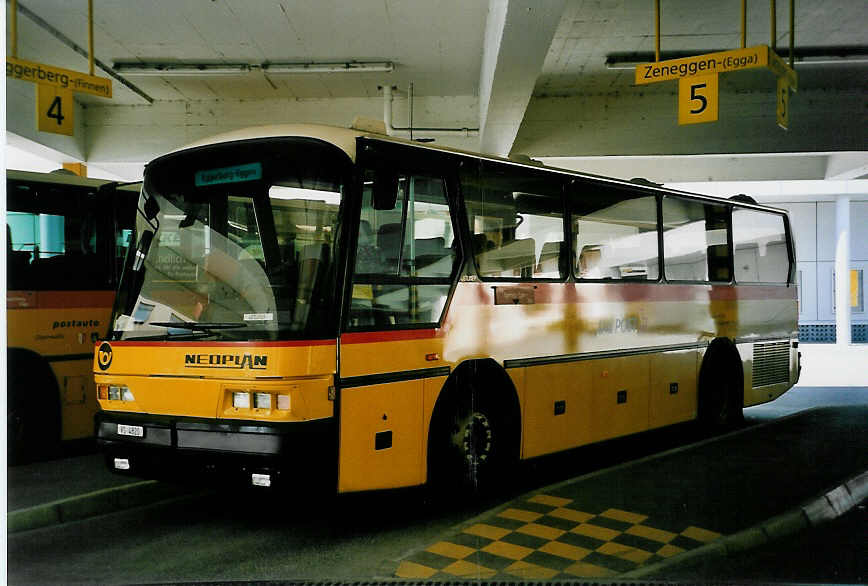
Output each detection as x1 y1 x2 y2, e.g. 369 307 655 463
789 0 794 68
655 0 660 62
741 0 747 48
10 0 18 59
88 0 95 76
770 0 776 51
62 163 87 177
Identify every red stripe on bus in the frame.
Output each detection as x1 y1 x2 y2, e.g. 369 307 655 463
7 290 116 309
341 329 440 344
102 339 336 348
451 282 795 306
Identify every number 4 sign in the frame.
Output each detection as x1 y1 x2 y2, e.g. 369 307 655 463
678 74 719 125
36 84 74 136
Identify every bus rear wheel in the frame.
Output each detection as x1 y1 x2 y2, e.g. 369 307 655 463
6 358 60 465
428 381 517 497
698 351 743 432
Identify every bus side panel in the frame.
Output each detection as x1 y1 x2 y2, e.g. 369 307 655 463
521 362 593 459
590 355 651 442
648 349 698 429
737 341 794 407
421 375 449 484
8 291 114 441
50 361 99 439
338 380 424 493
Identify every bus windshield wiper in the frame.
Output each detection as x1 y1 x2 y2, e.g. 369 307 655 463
113 330 220 342
149 322 249 331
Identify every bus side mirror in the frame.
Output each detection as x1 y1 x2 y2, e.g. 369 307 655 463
372 171 399 211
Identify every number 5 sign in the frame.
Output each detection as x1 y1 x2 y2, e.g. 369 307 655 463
678 74 719 125
37 84 74 136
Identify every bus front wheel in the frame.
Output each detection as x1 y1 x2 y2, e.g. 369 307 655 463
428 380 518 496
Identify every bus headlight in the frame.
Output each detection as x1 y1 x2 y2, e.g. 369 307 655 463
254 392 272 409
233 392 251 409
100 384 134 402
277 394 291 411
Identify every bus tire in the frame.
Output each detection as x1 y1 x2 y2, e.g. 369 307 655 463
698 341 744 432
427 362 520 496
7 351 61 465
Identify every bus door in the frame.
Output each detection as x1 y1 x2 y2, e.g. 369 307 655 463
337 145 462 492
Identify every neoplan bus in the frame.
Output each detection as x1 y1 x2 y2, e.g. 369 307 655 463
93 124 800 493
7 170 138 464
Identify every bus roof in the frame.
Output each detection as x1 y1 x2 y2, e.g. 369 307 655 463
173 124 366 161
7 169 141 192
168 123 786 215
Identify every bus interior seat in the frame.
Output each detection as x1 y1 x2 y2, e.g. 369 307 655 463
478 238 535 277
578 245 603 278
377 223 403 263
536 241 563 274
413 236 452 275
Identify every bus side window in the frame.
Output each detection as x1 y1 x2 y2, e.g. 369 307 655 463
572 186 659 281
462 161 566 281
662 197 730 283
348 170 457 329
732 209 789 284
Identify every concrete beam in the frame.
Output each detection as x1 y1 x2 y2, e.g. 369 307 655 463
539 153 830 183
83 95 478 164
6 78 87 161
478 0 566 157
825 153 868 180
514 89 868 157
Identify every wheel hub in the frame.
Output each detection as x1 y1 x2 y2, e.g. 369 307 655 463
461 412 493 463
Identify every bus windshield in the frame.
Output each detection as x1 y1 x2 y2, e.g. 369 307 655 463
112 138 350 341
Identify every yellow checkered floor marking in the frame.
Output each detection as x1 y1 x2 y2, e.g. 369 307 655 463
395 492 725 580
481 540 534 560
682 525 723 543
427 541 475 559
498 507 543 523
441 559 496 579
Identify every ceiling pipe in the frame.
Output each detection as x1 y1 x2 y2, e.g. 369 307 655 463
382 85 479 138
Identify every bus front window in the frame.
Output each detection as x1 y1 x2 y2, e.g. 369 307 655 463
112 138 350 341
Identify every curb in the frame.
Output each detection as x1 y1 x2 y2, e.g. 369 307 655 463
623 468 868 578
7 480 196 534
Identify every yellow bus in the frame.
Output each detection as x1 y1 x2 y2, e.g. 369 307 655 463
93 124 799 492
7 170 139 463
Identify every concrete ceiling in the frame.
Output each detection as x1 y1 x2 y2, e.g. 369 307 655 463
6 0 868 182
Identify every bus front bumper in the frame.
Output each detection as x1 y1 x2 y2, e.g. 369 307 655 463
95 411 335 487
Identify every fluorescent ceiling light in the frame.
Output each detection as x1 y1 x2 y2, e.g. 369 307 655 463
606 47 868 70
264 61 394 74
113 63 253 76
113 61 394 76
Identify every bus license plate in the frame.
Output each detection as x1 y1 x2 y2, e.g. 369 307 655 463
117 424 144 438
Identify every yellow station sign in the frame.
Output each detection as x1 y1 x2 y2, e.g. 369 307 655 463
635 45 769 85
36 84 74 136
6 56 112 99
678 74 719 125
635 44 797 128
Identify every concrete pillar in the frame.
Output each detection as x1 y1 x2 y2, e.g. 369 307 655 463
834 194 851 346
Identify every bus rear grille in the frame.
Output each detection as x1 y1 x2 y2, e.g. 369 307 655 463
752 341 790 387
